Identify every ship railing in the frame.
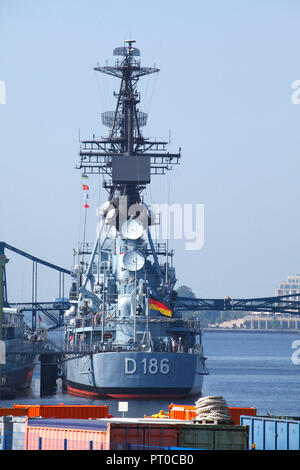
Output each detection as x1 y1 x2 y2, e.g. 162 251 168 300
61 340 202 355
173 318 202 330
65 316 201 330
145 242 168 256
72 318 93 328
76 242 94 255
5 339 61 355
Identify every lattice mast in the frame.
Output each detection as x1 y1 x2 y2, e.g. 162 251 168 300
77 40 181 205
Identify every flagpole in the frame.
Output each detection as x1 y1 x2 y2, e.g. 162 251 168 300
82 179 89 264
134 257 137 343
102 266 105 343
83 205 87 256
146 286 150 348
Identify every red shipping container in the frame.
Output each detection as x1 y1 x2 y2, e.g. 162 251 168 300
109 422 180 450
0 407 29 417
168 404 257 424
13 405 40 418
169 404 196 421
228 407 257 425
14 404 109 419
25 419 180 450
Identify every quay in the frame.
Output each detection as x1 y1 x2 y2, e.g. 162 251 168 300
0 402 299 451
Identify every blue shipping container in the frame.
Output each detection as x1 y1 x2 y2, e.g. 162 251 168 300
240 415 300 450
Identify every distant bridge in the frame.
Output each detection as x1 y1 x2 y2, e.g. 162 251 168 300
8 301 71 331
174 294 300 315
0 241 71 331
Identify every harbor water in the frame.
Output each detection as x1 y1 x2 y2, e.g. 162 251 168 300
1 330 299 418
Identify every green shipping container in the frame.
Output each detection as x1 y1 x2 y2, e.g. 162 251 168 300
179 424 249 450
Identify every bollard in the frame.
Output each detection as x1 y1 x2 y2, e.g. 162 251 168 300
39 436 42 450
64 438 67 450
89 440 93 450
40 354 59 396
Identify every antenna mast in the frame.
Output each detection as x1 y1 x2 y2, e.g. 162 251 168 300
77 40 181 205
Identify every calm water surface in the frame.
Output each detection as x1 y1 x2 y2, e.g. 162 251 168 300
1 331 299 418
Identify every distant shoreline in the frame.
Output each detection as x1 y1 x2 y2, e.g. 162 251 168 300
202 328 300 334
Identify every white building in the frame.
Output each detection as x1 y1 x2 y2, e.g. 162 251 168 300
275 275 300 301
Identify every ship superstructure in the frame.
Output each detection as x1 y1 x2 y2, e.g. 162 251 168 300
62 41 208 398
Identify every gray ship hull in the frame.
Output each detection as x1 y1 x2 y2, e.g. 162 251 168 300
1 346 38 397
63 351 205 399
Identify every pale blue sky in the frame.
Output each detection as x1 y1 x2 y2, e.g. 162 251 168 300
1 0 300 302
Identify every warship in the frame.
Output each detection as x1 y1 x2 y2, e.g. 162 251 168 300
62 41 208 398
0 253 38 397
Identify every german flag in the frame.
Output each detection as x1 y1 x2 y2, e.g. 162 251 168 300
149 296 173 317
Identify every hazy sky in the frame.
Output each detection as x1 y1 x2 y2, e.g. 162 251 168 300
1 0 300 302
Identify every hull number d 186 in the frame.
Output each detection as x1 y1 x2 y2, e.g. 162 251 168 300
125 357 170 375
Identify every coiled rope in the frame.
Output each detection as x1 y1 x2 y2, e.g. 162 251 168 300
195 396 231 422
